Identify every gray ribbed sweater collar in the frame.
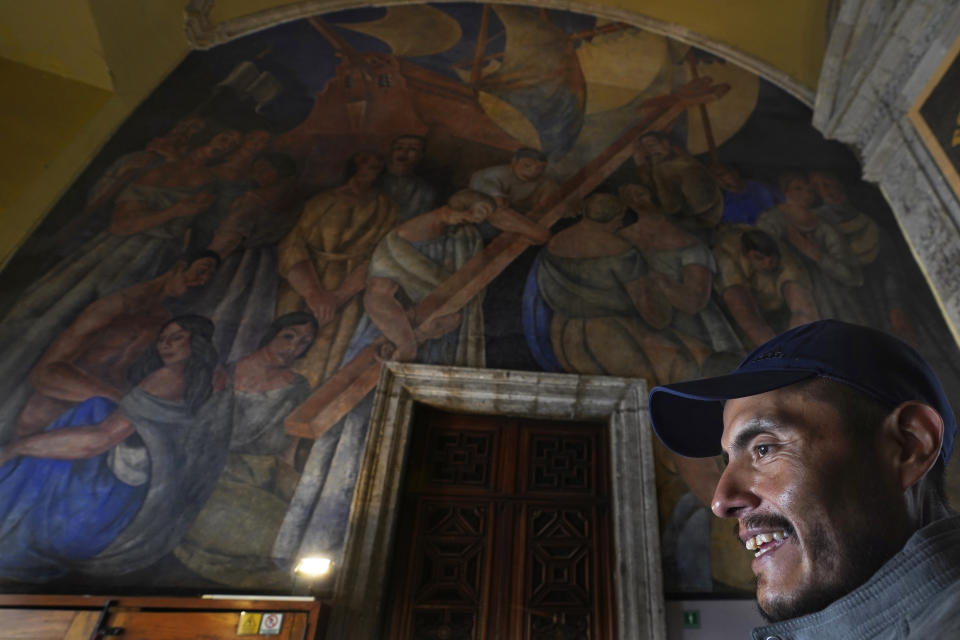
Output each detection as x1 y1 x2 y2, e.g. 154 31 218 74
751 515 960 640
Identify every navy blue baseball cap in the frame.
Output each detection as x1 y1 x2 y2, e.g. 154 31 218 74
649 320 957 462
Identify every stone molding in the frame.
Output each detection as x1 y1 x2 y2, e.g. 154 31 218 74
324 363 666 639
815 0 960 339
183 0 814 104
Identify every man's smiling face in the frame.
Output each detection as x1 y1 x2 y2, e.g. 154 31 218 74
714 385 908 621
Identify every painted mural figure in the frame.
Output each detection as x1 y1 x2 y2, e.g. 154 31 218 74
107 128 241 243
0 131 239 434
366 188 549 362
0 315 231 582
809 172 960 410
363 192 489 364
378 134 442 224
175 312 317 589
3 252 220 441
211 131 274 183
186 129 275 257
276 151 396 387
632 131 723 241
579 187 742 592
531 192 695 385
51 115 211 254
710 163 781 225
618 183 742 372
713 227 819 348
275 188 549 564
468 147 558 213
524 190 732 593
88 116 211 206
196 152 301 363
809 171 908 334
474 6 586 155
757 172 865 323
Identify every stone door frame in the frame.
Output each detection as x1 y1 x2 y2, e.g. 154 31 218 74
323 363 666 639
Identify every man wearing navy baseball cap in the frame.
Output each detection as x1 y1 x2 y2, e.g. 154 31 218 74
649 320 960 638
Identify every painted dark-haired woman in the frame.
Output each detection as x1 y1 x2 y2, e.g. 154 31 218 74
0 315 232 582
175 312 318 588
276 151 396 386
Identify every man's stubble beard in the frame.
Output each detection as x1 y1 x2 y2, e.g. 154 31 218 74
757 502 905 623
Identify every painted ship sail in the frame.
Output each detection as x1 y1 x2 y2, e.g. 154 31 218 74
335 6 462 57
476 6 586 155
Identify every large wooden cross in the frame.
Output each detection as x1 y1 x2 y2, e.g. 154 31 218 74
285 77 729 438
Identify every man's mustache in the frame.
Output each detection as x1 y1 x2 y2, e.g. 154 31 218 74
734 514 795 540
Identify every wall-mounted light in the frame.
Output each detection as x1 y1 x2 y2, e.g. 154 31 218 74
294 555 333 578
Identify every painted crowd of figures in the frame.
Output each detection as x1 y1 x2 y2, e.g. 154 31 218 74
0 103 950 593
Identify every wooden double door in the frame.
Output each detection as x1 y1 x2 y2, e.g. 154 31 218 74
386 408 615 639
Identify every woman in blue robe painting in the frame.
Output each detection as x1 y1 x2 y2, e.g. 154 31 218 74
0 315 232 582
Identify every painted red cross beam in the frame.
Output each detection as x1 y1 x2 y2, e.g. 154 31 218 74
285 77 729 438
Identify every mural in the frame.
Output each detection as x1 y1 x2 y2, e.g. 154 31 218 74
1 3 959 597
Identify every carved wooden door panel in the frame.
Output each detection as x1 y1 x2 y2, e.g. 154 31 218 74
386 408 614 639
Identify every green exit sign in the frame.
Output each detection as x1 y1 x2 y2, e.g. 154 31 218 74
682 610 700 629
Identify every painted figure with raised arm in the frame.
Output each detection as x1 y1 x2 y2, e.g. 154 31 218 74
279 190 549 566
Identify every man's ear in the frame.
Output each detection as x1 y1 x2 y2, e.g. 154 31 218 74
882 401 943 490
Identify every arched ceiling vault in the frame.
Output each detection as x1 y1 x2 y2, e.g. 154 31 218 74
0 0 830 267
